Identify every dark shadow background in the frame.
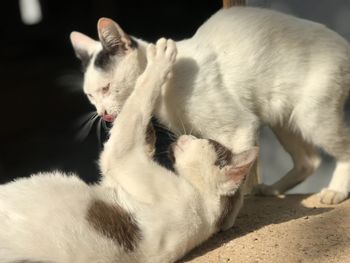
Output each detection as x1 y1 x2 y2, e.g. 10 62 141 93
0 0 221 183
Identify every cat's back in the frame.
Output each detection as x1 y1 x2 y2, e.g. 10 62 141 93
195 7 338 40
191 6 349 58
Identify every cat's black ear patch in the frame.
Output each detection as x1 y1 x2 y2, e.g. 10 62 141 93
86 199 141 252
94 49 113 70
94 38 138 70
208 139 233 168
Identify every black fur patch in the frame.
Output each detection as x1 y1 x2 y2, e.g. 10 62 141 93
208 139 233 168
94 38 138 71
168 143 176 164
94 49 112 70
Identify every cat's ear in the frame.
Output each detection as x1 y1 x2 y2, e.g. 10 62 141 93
97 18 134 54
219 147 259 195
70 31 97 62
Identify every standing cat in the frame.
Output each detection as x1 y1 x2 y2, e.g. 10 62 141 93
0 40 257 263
70 7 350 214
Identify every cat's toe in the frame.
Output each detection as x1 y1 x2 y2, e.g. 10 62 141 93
146 44 156 61
165 39 177 63
156 38 167 55
319 188 348 204
253 184 281 196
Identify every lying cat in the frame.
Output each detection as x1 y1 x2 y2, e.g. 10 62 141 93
0 40 257 263
70 7 350 212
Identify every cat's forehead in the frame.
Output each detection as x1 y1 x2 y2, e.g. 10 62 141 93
84 44 114 73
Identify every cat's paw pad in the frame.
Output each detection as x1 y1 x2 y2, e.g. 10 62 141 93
146 38 177 73
253 184 281 196
319 188 348 204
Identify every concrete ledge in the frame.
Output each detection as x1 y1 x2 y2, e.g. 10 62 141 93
181 195 350 263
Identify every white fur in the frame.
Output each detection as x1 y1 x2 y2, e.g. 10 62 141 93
71 7 350 207
0 41 257 263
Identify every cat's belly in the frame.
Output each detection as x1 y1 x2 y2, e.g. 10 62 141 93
0 174 126 262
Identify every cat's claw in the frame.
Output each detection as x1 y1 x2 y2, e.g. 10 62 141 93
253 184 281 196
319 188 348 204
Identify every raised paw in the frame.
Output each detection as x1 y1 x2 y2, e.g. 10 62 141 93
146 38 177 78
253 184 281 196
319 188 348 204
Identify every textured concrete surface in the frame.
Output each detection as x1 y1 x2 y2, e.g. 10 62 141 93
181 195 350 263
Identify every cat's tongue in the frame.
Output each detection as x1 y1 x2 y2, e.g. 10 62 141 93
102 114 115 122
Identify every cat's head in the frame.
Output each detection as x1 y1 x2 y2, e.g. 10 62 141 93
169 135 258 229
70 18 145 122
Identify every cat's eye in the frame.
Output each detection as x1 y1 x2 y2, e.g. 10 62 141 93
101 84 110 94
87 94 93 98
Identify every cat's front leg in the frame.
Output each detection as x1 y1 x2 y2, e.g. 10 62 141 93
134 38 177 105
100 39 177 173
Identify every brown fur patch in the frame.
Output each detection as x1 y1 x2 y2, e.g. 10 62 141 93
208 139 233 168
86 199 141 252
216 189 242 229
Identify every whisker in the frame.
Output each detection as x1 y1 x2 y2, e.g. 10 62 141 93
75 114 99 141
167 132 178 142
152 120 178 141
96 118 103 149
189 125 194 137
177 114 187 135
152 122 172 133
196 126 204 138
75 111 98 128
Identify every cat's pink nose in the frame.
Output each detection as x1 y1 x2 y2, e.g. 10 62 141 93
177 135 196 146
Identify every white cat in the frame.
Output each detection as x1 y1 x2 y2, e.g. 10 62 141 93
0 40 257 263
70 7 350 212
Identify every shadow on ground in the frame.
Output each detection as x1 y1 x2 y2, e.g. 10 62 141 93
180 195 333 262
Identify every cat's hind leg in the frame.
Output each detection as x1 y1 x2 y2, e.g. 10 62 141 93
294 99 350 204
312 121 350 204
254 125 321 196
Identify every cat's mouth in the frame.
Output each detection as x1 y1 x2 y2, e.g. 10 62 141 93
102 114 116 122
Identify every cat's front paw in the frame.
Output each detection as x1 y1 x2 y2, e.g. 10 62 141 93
146 38 177 81
253 184 281 196
319 188 348 204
